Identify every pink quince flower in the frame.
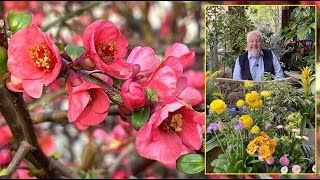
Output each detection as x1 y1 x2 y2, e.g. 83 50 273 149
135 97 202 165
127 46 160 77
83 19 132 79
0 126 12 147
178 70 204 106
146 56 188 100
66 70 110 130
164 43 196 70
7 25 61 98
121 78 146 111
0 149 11 165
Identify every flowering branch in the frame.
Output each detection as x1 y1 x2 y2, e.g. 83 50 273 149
6 141 32 177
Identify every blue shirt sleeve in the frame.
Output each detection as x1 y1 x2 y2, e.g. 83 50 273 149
233 57 242 80
272 52 284 79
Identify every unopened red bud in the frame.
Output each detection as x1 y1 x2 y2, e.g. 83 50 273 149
80 57 96 70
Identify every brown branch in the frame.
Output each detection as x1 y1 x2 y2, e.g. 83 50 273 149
49 157 80 179
30 105 120 124
7 141 32 177
28 89 67 111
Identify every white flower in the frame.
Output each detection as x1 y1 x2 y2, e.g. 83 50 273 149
312 165 316 172
292 165 301 174
291 129 299 133
281 166 288 174
302 136 309 141
277 125 283 129
295 135 302 139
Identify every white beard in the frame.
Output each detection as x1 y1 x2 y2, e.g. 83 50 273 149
249 48 261 58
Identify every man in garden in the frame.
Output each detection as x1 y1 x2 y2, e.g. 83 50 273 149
233 30 284 81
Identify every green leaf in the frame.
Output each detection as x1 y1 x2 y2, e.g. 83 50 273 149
55 42 65 54
65 44 84 61
112 94 122 103
297 26 309 40
0 47 8 75
132 106 150 131
50 151 63 159
248 159 261 164
246 167 253 173
145 87 159 102
7 10 32 33
176 154 204 174
0 168 9 176
309 22 316 30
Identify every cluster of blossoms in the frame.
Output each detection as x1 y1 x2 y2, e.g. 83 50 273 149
246 132 277 162
5 19 204 165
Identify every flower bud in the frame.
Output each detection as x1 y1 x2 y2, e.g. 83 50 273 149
0 149 11 165
121 79 146 110
81 141 96 170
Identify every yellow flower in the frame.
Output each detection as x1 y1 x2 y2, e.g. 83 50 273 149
236 100 245 108
251 125 260 134
246 142 257 155
258 144 271 159
261 91 271 98
239 115 253 128
211 70 221 78
210 99 227 114
244 80 254 88
245 91 263 109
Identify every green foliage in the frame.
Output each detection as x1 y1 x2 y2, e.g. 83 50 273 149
145 87 159 102
7 10 32 33
176 154 204 174
132 106 150 131
66 44 85 61
278 6 315 71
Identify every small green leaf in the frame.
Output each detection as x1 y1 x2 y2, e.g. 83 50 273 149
50 151 63 159
176 154 204 174
66 44 84 61
145 87 159 102
112 94 122 103
55 42 65 54
7 10 32 33
0 168 9 176
297 26 309 40
248 159 261 164
132 106 150 131
0 47 8 75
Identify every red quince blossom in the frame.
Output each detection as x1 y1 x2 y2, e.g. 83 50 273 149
0 125 12 147
146 56 188 100
7 25 61 98
135 98 202 165
126 46 160 77
66 70 110 130
164 43 195 70
121 78 146 111
83 19 132 79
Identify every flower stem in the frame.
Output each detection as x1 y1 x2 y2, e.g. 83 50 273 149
214 131 231 162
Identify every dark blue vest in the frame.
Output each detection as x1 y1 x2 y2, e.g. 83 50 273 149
238 49 275 80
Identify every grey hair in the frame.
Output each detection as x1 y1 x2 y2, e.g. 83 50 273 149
247 30 263 43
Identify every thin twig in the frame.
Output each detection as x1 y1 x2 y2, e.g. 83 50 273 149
7 141 32 177
28 89 67 111
108 143 135 176
49 157 80 179
42 1 110 32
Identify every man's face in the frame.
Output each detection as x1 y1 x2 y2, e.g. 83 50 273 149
247 34 262 58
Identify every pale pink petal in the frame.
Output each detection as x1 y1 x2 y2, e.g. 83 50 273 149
174 76 188 97
158 56 183 77
22 79 44 98
178 86 202 106
136 125 182 165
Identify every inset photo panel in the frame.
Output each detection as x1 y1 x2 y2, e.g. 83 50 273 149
205 5 316 174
